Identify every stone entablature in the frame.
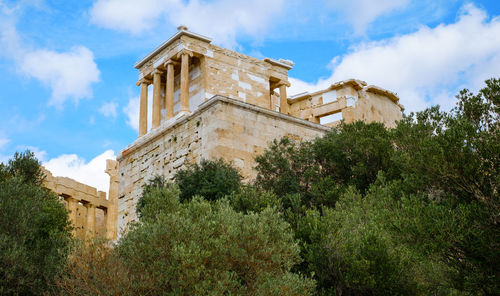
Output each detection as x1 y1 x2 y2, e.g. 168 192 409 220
42 160 118 240
117 95 329 233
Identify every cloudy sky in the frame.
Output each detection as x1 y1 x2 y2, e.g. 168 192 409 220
1 0 499 192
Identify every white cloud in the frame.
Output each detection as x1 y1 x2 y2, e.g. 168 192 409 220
0 5 23 58
99 101 118 118
43 150 116 193
90 0 178 34
169 0 285 48
0 3 100 107
327 0 409 34
21 46 100 106
123 96 139 132
289 4 500 112
89 0 285 47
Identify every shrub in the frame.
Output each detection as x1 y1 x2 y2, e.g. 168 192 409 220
228 186 281 214
118 187 315 295
175 158 242 202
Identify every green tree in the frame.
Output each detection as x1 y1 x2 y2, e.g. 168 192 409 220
228 185 282 214
253 78 500 295
117 186 315 295
57 186 314 295
254 122 396 210
136 174 171 218
392 79 500 294
175 158 242 202
0 150 71 295
296 176 474 295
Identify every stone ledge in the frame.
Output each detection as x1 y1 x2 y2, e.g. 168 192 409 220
134 28 212 69
117 95 330 160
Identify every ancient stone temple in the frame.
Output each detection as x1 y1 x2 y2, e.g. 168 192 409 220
115 26 404 234
42 160 118 240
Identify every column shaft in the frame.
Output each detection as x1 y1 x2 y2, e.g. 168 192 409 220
279 84 289 114
180 53 190 112
152 72 162 128
166 63 175 119
139 82 149 136
86 205 96 238
105 159 118 241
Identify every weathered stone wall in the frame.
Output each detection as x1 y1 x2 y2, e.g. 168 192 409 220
288 79 403 128
205 97 329 180
348 89 404 128
117 96 329 233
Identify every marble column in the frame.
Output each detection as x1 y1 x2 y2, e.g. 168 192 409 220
139 80 150 137
152 70 163 129
279 83 289 115
165 62 175 119
180 53 190 112
105 159 118 240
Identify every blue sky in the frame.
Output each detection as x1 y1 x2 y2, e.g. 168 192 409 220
1 0 499 192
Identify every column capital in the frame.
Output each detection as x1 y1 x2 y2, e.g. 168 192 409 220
175 49 194 60
66 196 78 203
164 60 180 67
136 78 152 86
276 81 291 88
152 69 164 76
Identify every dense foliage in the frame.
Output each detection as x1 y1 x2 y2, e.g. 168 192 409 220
254 78 500 295
0 151 71 295
175 158 242 202
58 186 315 295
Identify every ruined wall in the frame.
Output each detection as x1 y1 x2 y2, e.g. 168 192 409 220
347 89 404 128
117 96 329 232
42 162 118 240
288 80 403 128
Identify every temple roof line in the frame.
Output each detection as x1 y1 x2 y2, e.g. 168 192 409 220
134 26 212 69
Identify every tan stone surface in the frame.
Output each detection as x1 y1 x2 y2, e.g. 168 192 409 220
152 71 163 128
139 81 149 136
117 96 329 233
166 62 175 119
288 79 403 128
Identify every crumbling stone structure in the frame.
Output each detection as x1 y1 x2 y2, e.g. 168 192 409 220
42 160 118 240
115 26 404 234
289 79 403 128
